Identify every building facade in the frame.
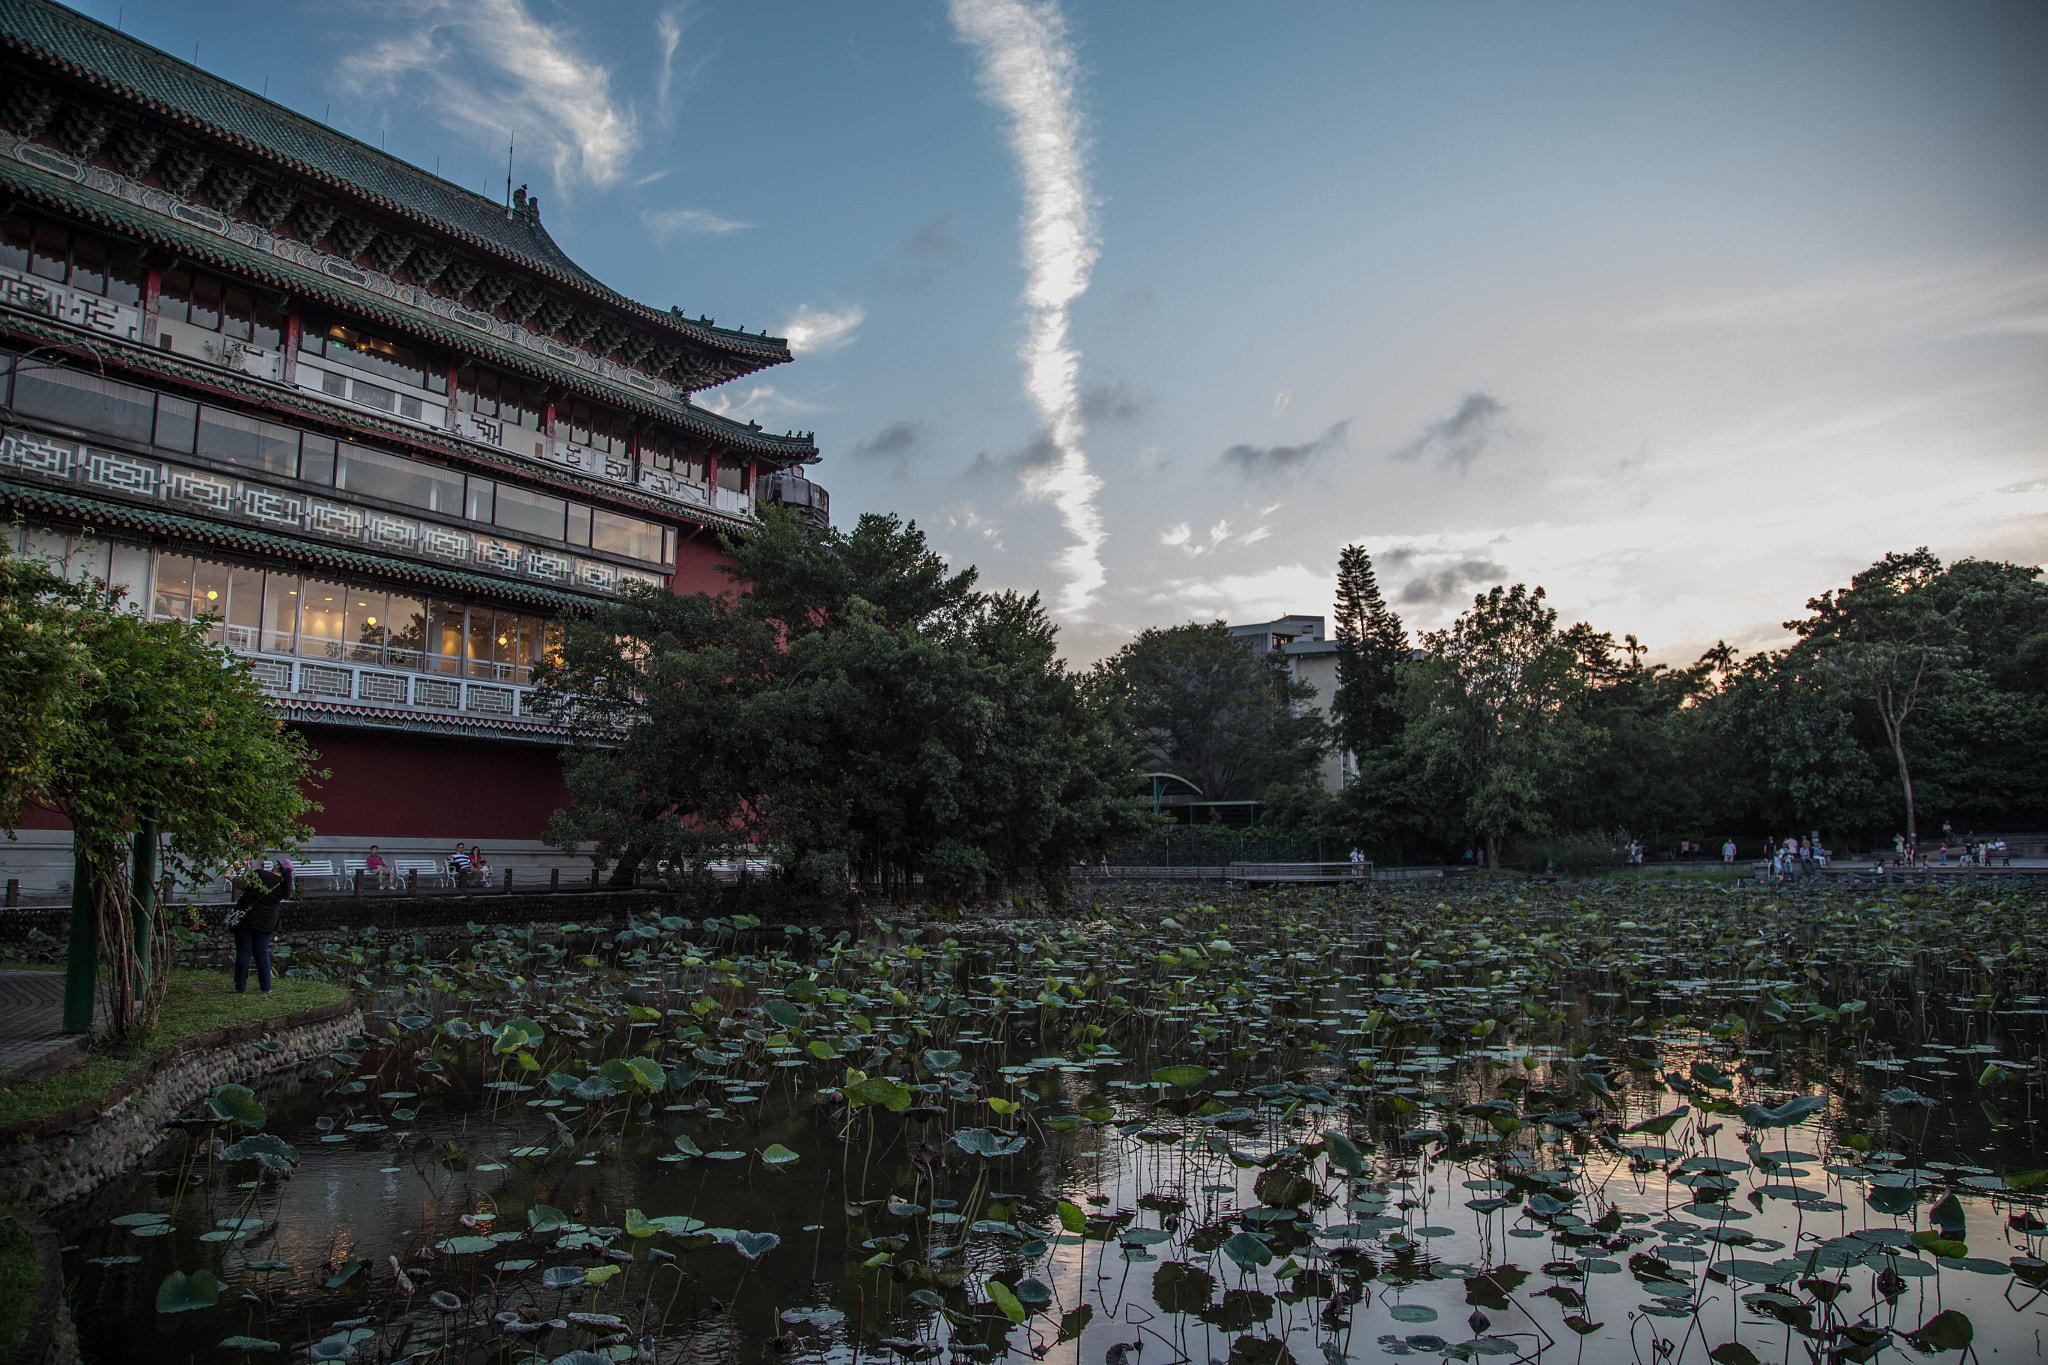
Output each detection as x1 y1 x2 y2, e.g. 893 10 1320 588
0 0 827 890
1227 615 1355 794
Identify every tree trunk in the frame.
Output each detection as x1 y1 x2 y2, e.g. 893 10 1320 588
1886 720 1917 848
61 847 96 1035
1485 834 1500 871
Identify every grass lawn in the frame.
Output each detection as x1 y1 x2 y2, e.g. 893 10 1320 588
0 968 349 1129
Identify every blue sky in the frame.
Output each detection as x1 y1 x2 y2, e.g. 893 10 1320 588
87 0 2048 661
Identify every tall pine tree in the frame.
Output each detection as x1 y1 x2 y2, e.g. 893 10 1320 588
1331 544 1410 760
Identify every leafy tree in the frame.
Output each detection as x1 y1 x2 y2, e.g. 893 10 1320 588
1400 584 1589 868
0 541 88 828
12 574 320 1034
537 509 1145 907
1697 647 1885 838
1789 549 1958 845
1095 622 1327 804
1330 544 1410 757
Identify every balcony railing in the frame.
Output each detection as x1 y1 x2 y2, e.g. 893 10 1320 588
231 647 539 720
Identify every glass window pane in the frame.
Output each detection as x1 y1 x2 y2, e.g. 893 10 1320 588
222 288 255 342
465 479 495 522
298 579 347 659
0 212 28 273
197 407 299 476
321 321 431 390
69 238 106 296
335 446 464 514
566 504 592 546
158 268 192 324
108 542 150 611
467 610 496 679
717 461 746 492
493 484 567 540
224 564 263 651
386 595 426 670
29 221 67 281
107 250 143 306
515 616 542 681
345 589 387 662
298 434 337 486
251 296 284 351
431 604 465 675
262 574 300 654
153 553 195 620
12 364 156 443
192 559 230 645
153 395 198 452
188 276 222 331
351 379 396 412
590 509 665 562
66 536 111 588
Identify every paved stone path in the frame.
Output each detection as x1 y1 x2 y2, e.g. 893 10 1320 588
0 969 97 1081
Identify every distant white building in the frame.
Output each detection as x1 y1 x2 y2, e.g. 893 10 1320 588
1226 615 1355 794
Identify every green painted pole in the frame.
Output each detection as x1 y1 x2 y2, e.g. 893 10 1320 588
131 820 158 992
61 847 97 1034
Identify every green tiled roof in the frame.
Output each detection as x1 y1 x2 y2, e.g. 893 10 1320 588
0 477 610 610
0 152 816 464
0 0 791 367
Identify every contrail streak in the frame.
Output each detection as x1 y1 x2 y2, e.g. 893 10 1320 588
949 0 1106 616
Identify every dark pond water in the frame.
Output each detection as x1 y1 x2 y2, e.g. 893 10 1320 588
54 885 2048 1364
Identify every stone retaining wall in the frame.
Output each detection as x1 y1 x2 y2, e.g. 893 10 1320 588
0 1000 362 1208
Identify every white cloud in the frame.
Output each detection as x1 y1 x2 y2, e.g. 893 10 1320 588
945 503 1006 551
949 0 1106 617
698 383 816 424
1159 522 1191 548
338 0 637 192
781 304 866 356
642 207 752 242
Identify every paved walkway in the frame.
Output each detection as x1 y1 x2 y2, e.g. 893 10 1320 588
0 969 96 1082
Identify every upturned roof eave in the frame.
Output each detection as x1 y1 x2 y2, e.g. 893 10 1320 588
0 155 817 463
0 4 794 369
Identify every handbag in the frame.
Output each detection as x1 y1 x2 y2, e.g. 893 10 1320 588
223 905 247 929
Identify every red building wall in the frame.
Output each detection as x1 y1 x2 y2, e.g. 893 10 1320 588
299 726 571 841
671 530 737 598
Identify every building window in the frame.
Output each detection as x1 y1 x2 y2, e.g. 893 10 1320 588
0 213 144 304
560 399 631 454
8 363 156 445
159 268 283 348
590 509 668 563
640 432 706 483
492 483 567 541
335 445 464 516
196 406 301 478
454 364 545 431
302 318 447 394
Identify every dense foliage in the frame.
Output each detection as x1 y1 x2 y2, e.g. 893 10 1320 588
0 538 322 1030
536 509 1148 904
1093 622 1326 805
1130 545 2048 864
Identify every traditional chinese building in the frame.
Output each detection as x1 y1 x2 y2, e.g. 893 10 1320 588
0 0 829 891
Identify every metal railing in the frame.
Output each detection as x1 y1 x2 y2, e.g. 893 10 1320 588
229 649 537 719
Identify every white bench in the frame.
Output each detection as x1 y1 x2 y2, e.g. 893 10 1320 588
289 859 339 891
342 858 407 889
390 858 447 888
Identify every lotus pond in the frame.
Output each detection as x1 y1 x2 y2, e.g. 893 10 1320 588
56 882 2048 1365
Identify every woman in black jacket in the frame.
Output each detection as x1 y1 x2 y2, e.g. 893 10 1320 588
230 860 290 993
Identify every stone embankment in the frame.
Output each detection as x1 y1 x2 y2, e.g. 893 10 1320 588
0 999 361 1206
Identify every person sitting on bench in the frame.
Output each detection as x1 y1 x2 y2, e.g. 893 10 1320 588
365 844 396 889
